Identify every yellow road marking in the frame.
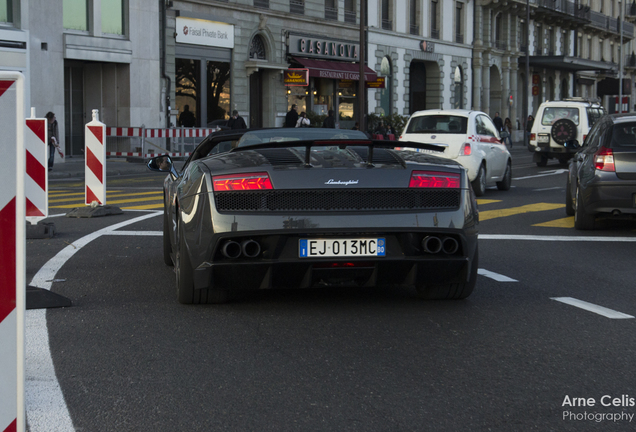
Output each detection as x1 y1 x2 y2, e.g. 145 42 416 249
122 203 165 210
48 191 161 202
476 199 502 205
48 191 125 199
533 217 574 228
50 195 163 209
479 203 565 221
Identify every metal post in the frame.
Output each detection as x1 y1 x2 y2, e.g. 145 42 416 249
619 0 624 113
524 0 530 146
358 0 366 132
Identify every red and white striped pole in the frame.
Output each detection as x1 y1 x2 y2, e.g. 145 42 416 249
25 109 48 224
0 73 26 432
85 109 106 206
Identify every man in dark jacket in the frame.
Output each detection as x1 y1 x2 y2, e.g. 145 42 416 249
492 112 504 132
322 110 336 128
227 110 247 129
285 104 299 127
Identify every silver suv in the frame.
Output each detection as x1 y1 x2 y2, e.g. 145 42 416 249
528 98 605 167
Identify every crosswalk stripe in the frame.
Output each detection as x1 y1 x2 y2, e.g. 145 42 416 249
479 203 565 221
122 203 164 210
50 195 163 208
48 192 161 203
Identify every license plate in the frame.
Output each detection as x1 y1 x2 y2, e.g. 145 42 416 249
299 238 386 258
538 134 550 143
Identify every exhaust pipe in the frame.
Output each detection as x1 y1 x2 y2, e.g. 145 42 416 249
221 241 242 259
241 239 261 258
422 236 442 254
442 237 459 255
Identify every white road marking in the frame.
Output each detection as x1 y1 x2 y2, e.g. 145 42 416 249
533 187 563 191
26 211 162 432
513 169 568 180
480 234 636 242
478 269 518 282
551 297 635 319
105 230 162 236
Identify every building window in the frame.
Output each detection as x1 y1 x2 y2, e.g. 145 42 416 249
254 0 269 9
410 0 420 35
453 66 464 109
455 2 463 44
535 24 543 55
0 0 12 23
325 0 337 20
250 35 266 60
290 0 304 15
102 0 124 35
381 0 392 30
431 0 440 39
64 0 89 31
495 13 505 50
520 19 527 53
345 0 356 24
380 56 392 116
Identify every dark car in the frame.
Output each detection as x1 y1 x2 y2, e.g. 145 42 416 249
565 113 636 229
147 127 479 304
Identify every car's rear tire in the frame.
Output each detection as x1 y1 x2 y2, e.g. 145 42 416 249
175 220 230 304
163 208 173 267
416 249 478 300
558 157 569 167
574 184 595 230
565 176 575 216
536 155 548 167
471 164 487 197
496 161 511 191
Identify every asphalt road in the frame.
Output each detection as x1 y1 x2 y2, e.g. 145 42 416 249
25 148 636 431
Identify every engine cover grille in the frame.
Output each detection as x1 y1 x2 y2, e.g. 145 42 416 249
214 189 460 212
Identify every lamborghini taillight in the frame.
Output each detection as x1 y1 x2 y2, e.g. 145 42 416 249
409 171 461 188
594 147 615 172
213 172 274 191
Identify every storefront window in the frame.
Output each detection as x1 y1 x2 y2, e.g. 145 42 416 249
379 57 392 116
312 78 333 117
63 0 88 31
453 66 464 109
207 61 231 124
101 0 124 35
176 58 201 127
0 0 12 23
287 86 308 116
338 84 357 130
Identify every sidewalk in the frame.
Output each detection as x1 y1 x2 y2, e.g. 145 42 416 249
48 157 149 179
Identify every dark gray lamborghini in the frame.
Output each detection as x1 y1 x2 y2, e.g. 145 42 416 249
147 128 479 304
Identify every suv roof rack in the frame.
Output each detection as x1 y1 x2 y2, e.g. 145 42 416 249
561 97 601 104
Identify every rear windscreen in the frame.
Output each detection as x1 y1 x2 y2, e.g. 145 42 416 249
541 107 580 126
406 115 468 134
611 123 636 148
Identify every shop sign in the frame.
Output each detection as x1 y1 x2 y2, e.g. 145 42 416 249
532 74 541 85
420 41 435 53
288 34 359 61
339 78 385 89
284 69 309 86
176 17 234 49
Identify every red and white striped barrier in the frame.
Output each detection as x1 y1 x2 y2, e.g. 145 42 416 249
0 73 26 432
85 110 107 206
25 114 48 223
105 127 218 138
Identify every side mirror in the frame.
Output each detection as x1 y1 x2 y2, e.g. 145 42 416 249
563 140 580 149
147 155 174 172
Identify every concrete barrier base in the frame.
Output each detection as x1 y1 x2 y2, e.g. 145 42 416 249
27 286 72 309
26 221 56 239
65 205 123 218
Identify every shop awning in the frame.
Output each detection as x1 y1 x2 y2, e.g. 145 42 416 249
292 57 378 82
518 55 617 73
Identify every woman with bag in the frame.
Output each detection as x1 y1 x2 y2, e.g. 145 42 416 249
296 111 310 128
503 117 513 147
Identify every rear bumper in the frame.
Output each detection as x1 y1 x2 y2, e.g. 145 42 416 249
192 229 478 290
583 180 636 216
528 142 576 158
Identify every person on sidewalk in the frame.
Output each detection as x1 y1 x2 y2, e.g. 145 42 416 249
492 112 504 133
178 105 196 127
45 112 63 170
285 104 299 128
227 110 247 129
296 111 310 128
322 110 336 128
503 117 513 147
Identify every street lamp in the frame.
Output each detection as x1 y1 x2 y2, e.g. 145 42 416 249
358 0 367 131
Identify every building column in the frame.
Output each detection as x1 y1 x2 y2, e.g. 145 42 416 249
482 58 491 116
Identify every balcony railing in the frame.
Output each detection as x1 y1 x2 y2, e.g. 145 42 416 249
344 10 356 24
254 0 269 9
536 0 590 21
325 7 338 21
626 53 636 68
456 33 464 44
431 28 440 39
382 19 393 30
290 0 304 15
588 10 635 39
410 24 419 35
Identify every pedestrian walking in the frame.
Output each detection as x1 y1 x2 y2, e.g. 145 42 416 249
178 105 196 127
322 110 336 128
492 112 504 133
503 117 513 147
285 104 299 128
45 112 62 170
296 111 310 127
227 110 247 129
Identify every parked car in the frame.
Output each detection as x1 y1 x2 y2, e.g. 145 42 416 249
565 113 636 230
147 128 479 304
398 109 512 196
529 98 605 167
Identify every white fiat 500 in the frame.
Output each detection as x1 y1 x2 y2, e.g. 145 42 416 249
399 109 512 196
